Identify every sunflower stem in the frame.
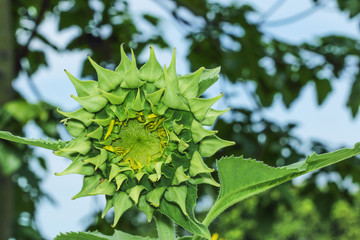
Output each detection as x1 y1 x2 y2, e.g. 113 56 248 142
154 211 176 240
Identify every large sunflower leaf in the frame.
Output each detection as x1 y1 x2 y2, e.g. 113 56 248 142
203 142 360 226
0 130 66 151
55 230 157 240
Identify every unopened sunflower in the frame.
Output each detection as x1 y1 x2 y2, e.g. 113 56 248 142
14 45 235 226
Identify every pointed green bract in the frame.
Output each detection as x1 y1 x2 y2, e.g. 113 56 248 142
138 195 155 222
197 67 220 97
102 197 113 218
115 174 128 190
166 49 178 87
112 192 133 227
71 94 108 113
145 88 165 105
189 172 220 187
191 120 216 143
92 116 113 126
146 187 166 207
162 67 189 111
72 174 103 199
132 88 144 111
172 166 190 185
179 67 204 99
54 133 91 156
128 185 146 204
139 46 163 82
121 50 145 89
88 56 123 91
55 157 95 176
115 44 132 74
201 107 230 126
57 108 94 127
98 88 129 105
64 120 85 137
189 151 214 177
86 125 103 140
65 70 98 97
164 185 188 216
188 94 223 121
199 135 235 157
83 149 107 170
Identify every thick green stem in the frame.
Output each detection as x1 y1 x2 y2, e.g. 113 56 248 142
154 212 176 240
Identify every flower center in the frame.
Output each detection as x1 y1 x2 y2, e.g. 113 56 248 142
103 113 168 171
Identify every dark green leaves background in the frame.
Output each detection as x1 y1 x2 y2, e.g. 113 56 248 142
2 0 360 239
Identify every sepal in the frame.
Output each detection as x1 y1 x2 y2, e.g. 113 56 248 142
64 120 86 138
72 173 116 199
82 149 107 170
164 185 188 216
128 185 146 204
98 88 129 105
115 174 128 190
190 120 217 143
178 67 204 99
138 46 163 83
189 172 220 187
199 135 235 157
55 156 95 176
88 56 123 91
189 151 214 177
121 50 145 88
65 70 98 97
101 196 113 218
57 108 94 127
188 93 223 121
86 126 103 140
201 108 230 126
115 44 132 75
54 134 91 156
197 67 220 97
162 66 189 111
112 192 134 227
146 187 166 207
144 88 165 106
172 166 190 185
138 195 155 222
71 94 108 113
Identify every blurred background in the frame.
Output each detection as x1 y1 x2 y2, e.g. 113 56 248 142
1 0 360 239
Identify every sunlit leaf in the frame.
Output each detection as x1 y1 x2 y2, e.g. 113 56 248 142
203 143 360 225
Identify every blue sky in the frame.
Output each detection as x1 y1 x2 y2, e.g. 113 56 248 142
12 0 360 238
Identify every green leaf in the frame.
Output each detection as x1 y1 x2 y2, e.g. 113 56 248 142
5 100 47 124
0 143 22 175
347 74 360 117
0 131 66 151
55 231 107 240
314 79 332 105
203 143 360 226
159 184 211 239
55 230 157 240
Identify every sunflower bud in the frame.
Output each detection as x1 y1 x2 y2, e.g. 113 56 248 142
56 45 234 226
